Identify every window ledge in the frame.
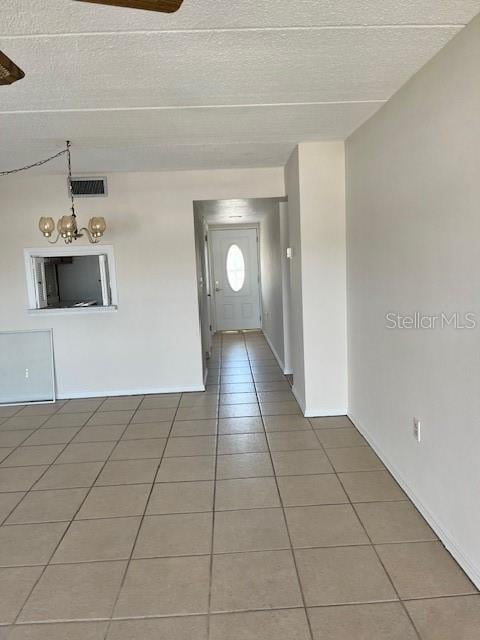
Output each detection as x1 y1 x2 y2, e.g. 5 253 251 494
28 306 118 317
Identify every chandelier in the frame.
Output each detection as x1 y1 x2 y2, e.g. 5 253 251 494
38 141 106 244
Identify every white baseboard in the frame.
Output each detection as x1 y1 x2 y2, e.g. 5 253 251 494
304 407 348 418
57 384 206 400
263 331 292 375
0 399 56 407
349 412 480 589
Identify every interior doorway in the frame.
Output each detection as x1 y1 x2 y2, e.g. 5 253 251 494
193 196 291 383
210 227 261 331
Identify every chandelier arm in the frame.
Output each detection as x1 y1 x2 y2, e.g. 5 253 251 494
47 232 61 245
78 227 98 244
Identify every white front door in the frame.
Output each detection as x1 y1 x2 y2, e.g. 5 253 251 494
211 228 261 331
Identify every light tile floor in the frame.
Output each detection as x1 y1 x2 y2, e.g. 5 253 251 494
0 331 478 639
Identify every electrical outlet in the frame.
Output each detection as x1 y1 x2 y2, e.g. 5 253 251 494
413 418 421 442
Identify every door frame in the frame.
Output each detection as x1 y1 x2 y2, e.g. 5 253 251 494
208 223 262 334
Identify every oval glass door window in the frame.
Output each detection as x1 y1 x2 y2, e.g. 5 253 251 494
226 244 246 292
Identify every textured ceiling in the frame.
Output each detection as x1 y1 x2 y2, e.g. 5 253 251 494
0 1 479 173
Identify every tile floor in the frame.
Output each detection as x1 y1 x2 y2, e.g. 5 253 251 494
0 331 478 639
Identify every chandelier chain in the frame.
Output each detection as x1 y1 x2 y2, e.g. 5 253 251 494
0 145 69 176
66 140 76 218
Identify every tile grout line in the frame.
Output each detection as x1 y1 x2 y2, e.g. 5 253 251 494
5 474 416 495
0 401 84 526
9 592 480 632
243 332 316 640
11 399 136 629
1 441 390 462
0 396 115 482
7 540 476 570
101 390 183 640
206 334 222 639
1 399 184 475
0 418 51 456
312 427 424 640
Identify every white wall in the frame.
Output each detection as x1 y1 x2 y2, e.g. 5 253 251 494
0 167 284 398
300 142 348 416
285 143 348 416
284 148 306 407
259 203 287 370
279 201 292 374
346 14 480 586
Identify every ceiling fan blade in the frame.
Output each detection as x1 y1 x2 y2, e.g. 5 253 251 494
76 0 184 12
0 51 25 85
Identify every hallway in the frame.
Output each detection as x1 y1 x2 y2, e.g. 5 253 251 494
0 332 477 639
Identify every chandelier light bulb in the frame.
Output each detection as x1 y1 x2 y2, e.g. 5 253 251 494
38 217 55 238
88 216 107 238
58 215 77 238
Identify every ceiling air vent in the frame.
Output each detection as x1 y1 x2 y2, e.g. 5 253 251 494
69 177 108 197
